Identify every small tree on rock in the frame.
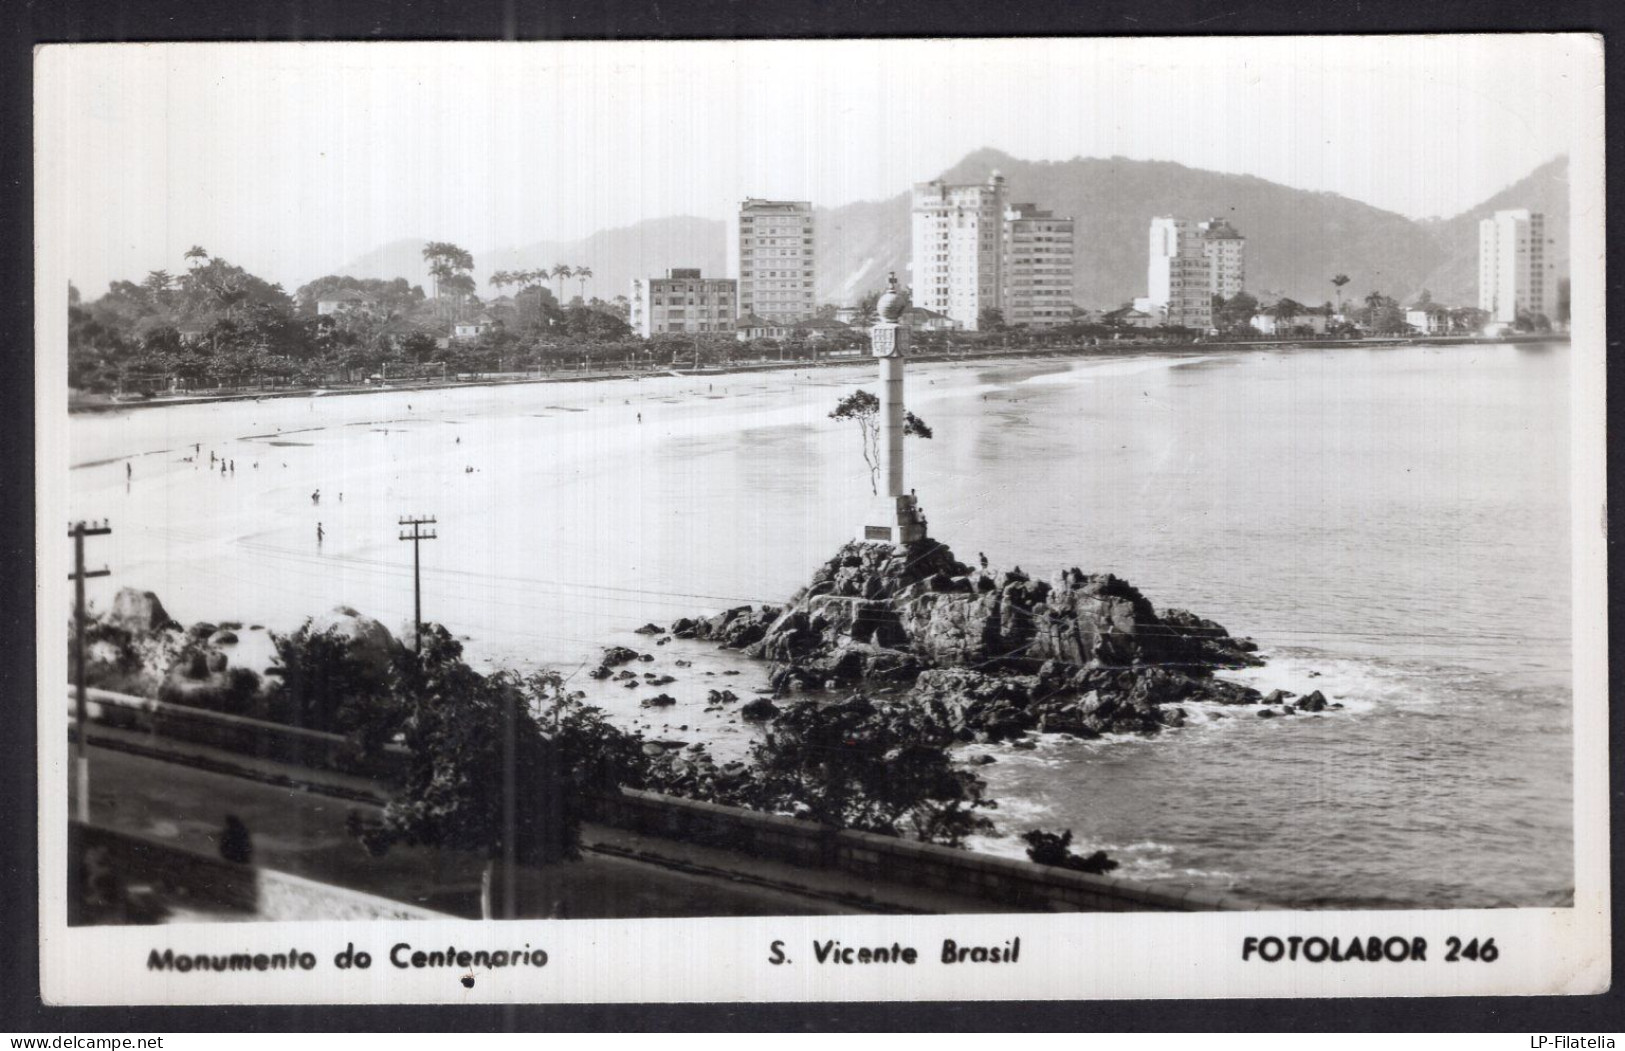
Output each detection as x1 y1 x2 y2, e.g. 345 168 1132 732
829 390 933 495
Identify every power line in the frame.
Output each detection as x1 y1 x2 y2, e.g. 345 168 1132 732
398 515 437 652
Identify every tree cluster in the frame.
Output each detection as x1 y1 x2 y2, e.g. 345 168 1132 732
67 242 635 396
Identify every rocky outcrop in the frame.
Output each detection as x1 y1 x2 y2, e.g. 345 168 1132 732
671 538 1296 739
677 605 782 650
105 588 177 635
308 606 399 681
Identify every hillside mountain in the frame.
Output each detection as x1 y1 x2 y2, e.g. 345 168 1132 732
338 150 1567 314
1415 155 1569 307
336 238 438 291
339 217 726 303
817 148 1462 309
485 215 726 301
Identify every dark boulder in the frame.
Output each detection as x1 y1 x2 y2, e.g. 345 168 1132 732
740 698 780 721
601 646 639 666
105 588 177 635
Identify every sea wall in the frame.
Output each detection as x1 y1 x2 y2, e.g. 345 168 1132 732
68 686 1248 912
586 788 1253 912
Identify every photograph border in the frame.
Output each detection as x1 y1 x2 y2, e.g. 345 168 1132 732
6 0 1622 1032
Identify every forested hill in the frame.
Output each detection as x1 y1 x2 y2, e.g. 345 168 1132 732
334 150 1567 311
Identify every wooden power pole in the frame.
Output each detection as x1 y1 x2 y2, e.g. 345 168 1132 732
398 515 437 651
68 520 111 823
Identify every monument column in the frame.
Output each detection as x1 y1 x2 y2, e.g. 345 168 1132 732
880 346 904 498
860 273 927 546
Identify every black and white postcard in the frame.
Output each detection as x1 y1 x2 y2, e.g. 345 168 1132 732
33 35 1608 1004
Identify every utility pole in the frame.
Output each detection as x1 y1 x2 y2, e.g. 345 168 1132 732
502 687 517 920
398 515 437 651
68 520 111 823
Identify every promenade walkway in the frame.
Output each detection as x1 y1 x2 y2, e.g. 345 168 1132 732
69 738 1017 921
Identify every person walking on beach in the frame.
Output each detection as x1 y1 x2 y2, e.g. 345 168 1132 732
311 489 320 505
316 522 325 545
125 462 131 481
637 412 642 424
229 460 235 473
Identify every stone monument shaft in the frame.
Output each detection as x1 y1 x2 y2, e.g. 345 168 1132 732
880 352 905 498
859 273 927 546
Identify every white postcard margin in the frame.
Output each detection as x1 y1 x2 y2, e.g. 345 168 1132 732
31 36 1610 1005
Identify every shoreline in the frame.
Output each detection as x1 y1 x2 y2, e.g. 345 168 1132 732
66 331 1569 414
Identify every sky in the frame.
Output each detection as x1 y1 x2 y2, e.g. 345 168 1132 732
38 35 1595 296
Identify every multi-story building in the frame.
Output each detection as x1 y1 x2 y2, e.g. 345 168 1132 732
1001 204 1075 330
911 172 1006 331
629 269 736 337
1145 217 1213 331
1197 218 1246 301
1478 209 1558 323
729 199 816 323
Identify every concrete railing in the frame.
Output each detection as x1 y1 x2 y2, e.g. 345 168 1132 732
69 686 408 782
588 788 1256 912
71 822 449 922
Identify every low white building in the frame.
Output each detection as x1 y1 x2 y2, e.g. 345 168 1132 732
735 314 792 341
316 289 370 316
901 306 961 332
1405 306 1451 335
1106 307 1157 329
451 315 495 341
1251 312 1330 336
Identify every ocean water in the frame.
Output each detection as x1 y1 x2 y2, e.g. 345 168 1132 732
66 342 1575 908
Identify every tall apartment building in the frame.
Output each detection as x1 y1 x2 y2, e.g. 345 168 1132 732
911 172 1006 331
1478 209 1558 323
629 269 736 338
1001 204 1075 330
1197 218 1246 300
1145 217 1214 331
729 199 816 323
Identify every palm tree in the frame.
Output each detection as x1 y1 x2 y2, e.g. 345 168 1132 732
575 266 593 303
489 270 515 296
551 264 572 303
422 241 475 320
1363 290 1386 333
1270 297 1301 332
1331 274 1350 312
184 246 209 269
